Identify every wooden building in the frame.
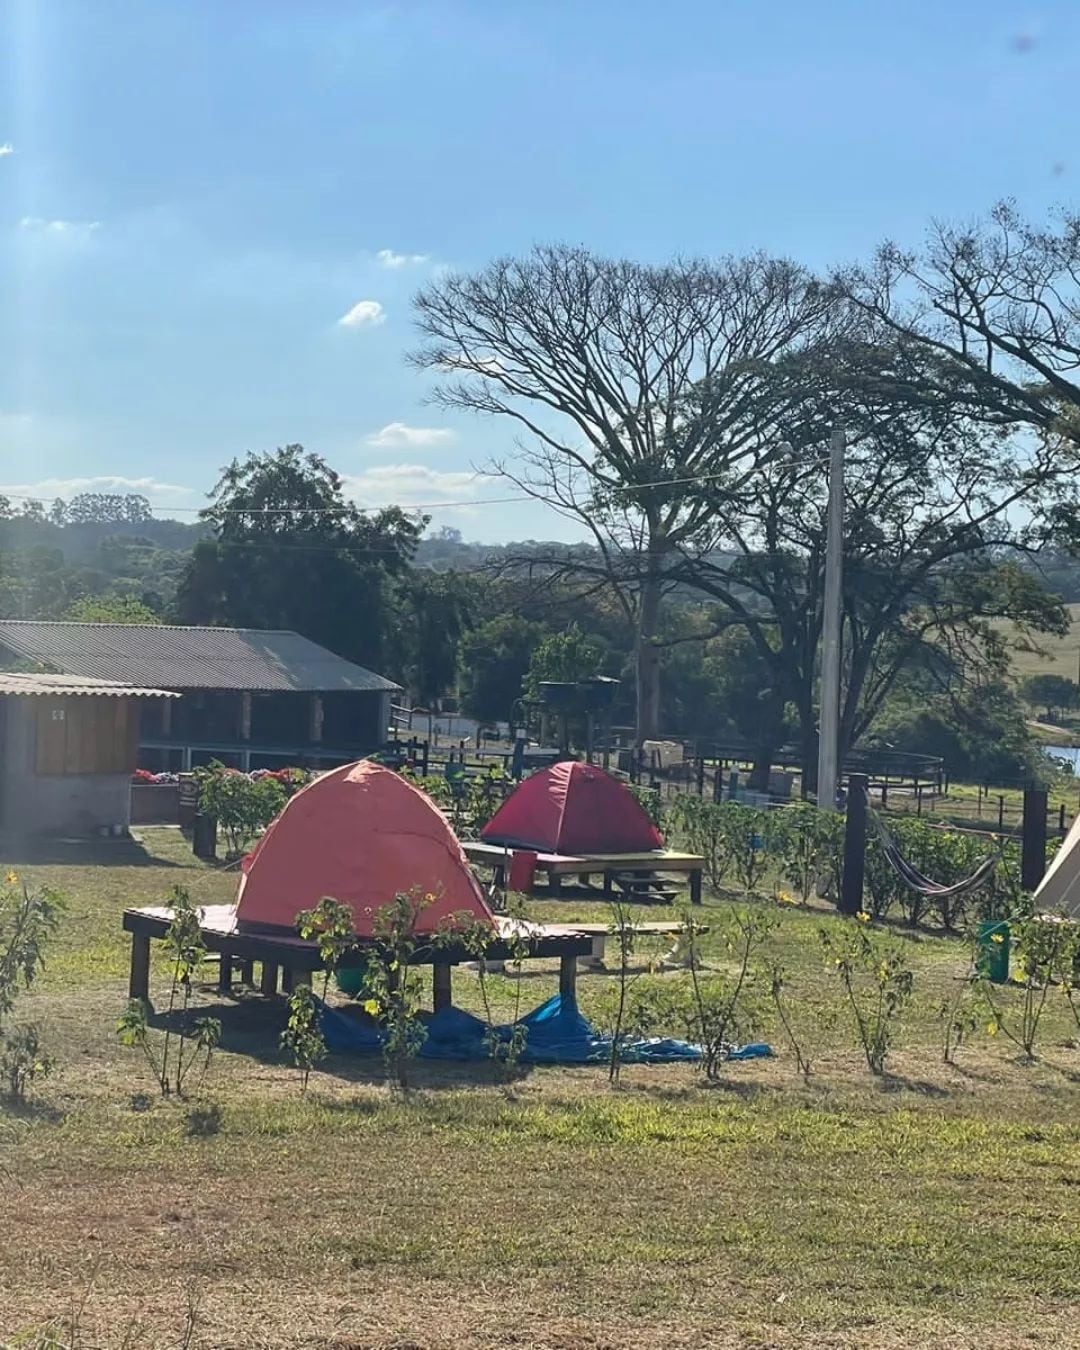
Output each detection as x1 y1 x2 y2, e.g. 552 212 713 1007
0 621 401 772
0 673 177 837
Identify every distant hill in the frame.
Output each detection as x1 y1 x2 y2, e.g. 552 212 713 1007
1001 602 1080 682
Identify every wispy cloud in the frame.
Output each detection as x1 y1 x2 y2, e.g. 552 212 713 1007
337 299 386 328
0 475 194 502
366 422 456 449
0 143 14 158
343 464 492 508
20 216 101 238
377 248 428 269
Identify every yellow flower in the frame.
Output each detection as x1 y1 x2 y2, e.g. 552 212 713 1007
990 933 1005 945
856 911 871 924
987 1021 999 1037
4 871 17 885
362 998 381 1016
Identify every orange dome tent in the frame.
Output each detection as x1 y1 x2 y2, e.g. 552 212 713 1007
235 760 495 936
480 761 664 855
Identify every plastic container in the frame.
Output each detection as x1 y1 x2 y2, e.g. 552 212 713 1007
976 920 1010 985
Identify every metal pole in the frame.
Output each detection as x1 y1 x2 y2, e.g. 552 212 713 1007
817 427 845 811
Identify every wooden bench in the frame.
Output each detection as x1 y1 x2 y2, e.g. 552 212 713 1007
461 842 705 904
121 905 597 1013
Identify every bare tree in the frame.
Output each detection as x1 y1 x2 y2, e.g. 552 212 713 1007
839 202 1080 440
411 245 835 744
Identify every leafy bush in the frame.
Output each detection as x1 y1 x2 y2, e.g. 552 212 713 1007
668 796 734 891
771 804 843 904
820 918 914 1074
0 873 64 1102
116 886 221 1098
194 761 287 858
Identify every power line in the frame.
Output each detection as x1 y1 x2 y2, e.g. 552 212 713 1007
0 467 749 519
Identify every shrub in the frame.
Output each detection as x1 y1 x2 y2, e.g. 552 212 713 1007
979 916 1072 1060
682 907 773 1078
819 918 913 1074
668 796 733 891
194 761 286 858
0 873 64 1103
772 804 843 904
116 886 222 1098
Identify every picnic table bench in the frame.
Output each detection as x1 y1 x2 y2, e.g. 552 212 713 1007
461 842 705 904
122 905 596 1012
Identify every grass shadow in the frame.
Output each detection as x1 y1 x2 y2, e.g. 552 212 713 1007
0 833 187 868
146 991 539 1092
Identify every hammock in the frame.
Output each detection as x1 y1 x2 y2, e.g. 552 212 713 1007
869 806 1001 899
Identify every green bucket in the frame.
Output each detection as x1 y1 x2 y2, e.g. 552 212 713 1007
976 920 1010 985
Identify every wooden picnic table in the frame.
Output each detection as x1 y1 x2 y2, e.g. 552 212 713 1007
121 905 596 1012
461 842 705 904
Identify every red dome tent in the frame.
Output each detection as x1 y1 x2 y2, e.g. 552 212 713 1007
235 760 495 936
480 761 664 856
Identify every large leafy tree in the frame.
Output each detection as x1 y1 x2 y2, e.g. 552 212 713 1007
670 337 1067 789
411 245 836 745
458 613 545 723
175 446 425 669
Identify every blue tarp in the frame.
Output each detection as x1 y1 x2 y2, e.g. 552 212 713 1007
315 993 772 1066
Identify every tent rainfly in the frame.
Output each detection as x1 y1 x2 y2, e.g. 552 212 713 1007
480 761 664 855
1031 813 1080 919
235 760 495 935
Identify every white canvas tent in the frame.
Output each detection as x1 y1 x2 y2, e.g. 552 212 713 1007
1031 814 1080 918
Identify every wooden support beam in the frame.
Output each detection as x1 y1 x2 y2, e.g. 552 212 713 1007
128 933 151 1002
559 954 577 1003
238 958 255 986
839 773 868 915
1022 786 1049 892
432 963 453 1013
217 954 233 995
260 962 279 997
281 967 295 995
689 869 703 906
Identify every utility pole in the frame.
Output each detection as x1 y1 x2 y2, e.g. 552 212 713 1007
817 427 845 812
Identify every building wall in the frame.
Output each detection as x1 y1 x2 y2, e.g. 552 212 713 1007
0 697 136 837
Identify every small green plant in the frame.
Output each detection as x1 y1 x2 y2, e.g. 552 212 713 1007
684 907 773 1079
280 984 327 1093
668 796 732 891
280 897 359 1091
819 917 913 1075
939 942 980 1065
0 872 64 1103
764 960 811 1077
116 885 222 1097
773 804 843 905
979 917 1069 1061
460 895 530 1079
362 889 464 1091
194 761 287 858
1058 924 1080 1038
607 895 643 1085
0 1023 53 1101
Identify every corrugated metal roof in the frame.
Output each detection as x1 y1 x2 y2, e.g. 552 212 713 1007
0 622 402 694
0 672 179 698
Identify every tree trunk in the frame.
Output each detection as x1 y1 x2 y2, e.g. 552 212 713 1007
748 750 774 793
635 570 663 749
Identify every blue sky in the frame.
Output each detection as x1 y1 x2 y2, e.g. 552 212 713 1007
0 0 1077 543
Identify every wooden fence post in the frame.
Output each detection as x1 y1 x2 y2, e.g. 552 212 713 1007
1021 787 1049 892
839 773 868 916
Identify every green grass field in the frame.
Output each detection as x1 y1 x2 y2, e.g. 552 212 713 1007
1001 601 1080 682
1 829 1079 1349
